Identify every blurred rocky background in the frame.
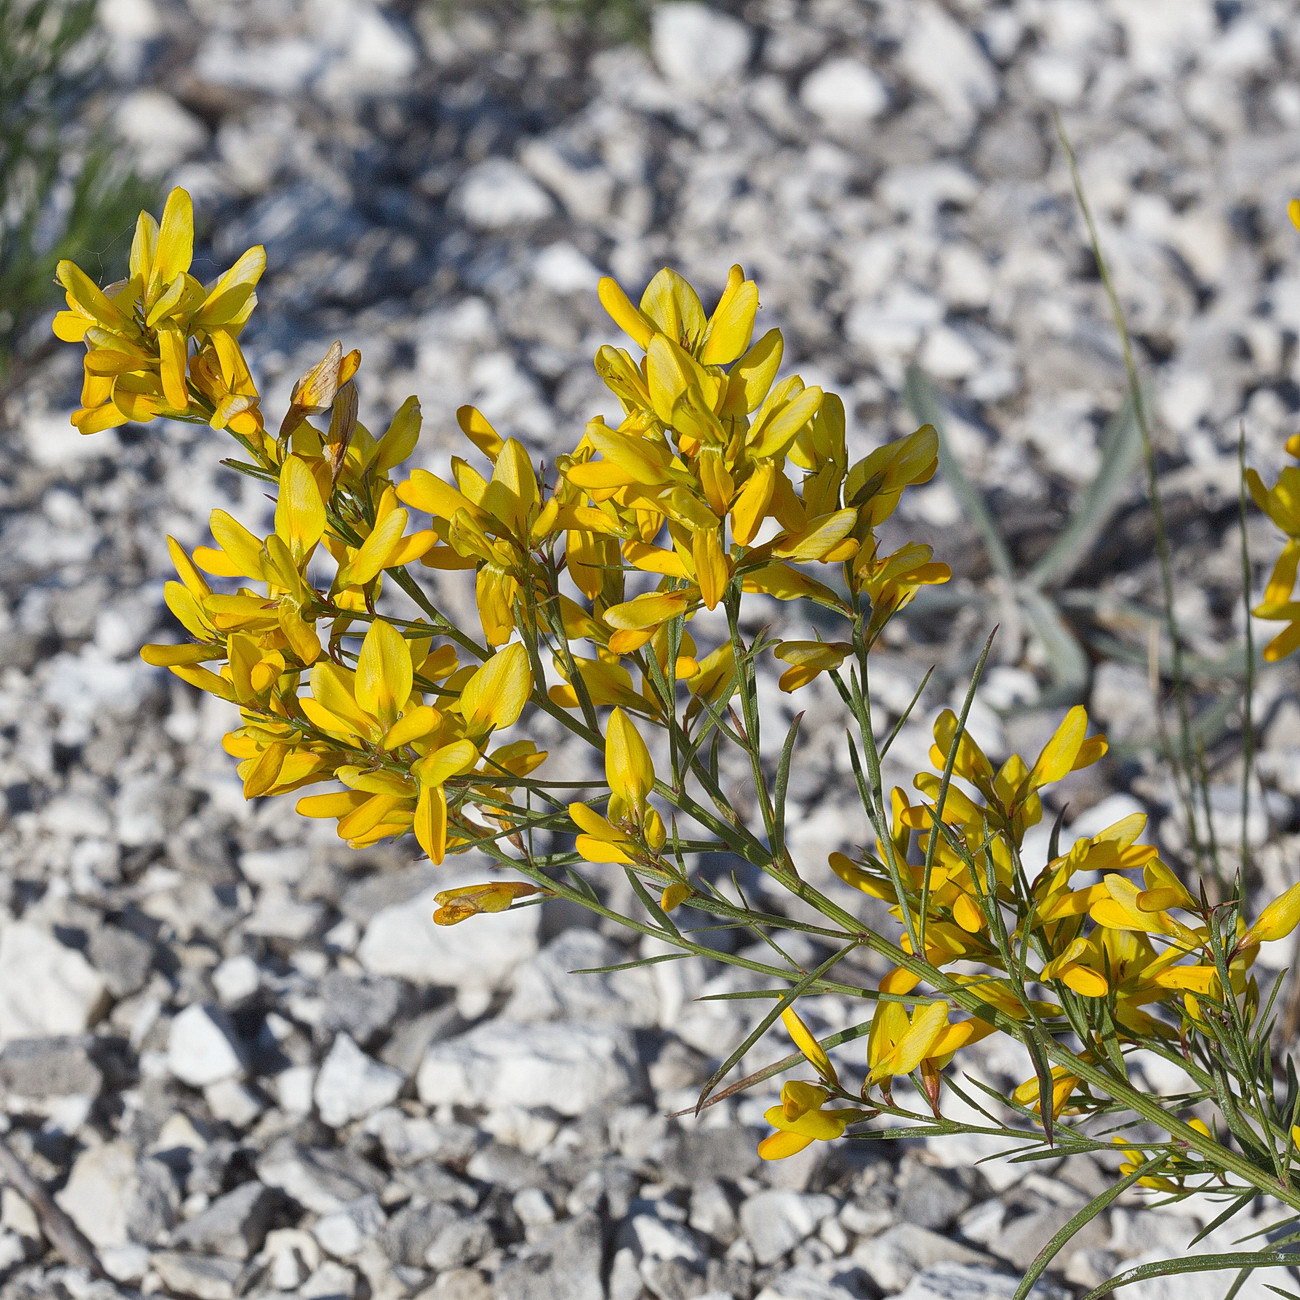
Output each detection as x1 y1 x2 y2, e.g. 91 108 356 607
2 0 1300 1296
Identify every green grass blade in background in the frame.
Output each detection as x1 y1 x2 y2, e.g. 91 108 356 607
0 0 155 379
1029 387 1146 590
1012 1156 1165 1300
1020 587 1090 701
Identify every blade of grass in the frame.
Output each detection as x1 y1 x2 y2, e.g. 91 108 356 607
692 943 855 1115
1013 1155 1166 1300
1020 587 1090 701
1029 389 1145 589
1237 428 1258 892
1080 1252 1300 1300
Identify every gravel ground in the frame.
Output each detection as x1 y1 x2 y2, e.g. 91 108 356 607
3 1 1300 1296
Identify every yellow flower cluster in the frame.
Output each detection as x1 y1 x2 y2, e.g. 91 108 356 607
55 189 948 920
762 705 1300 1161
60 190 1300 1185
54 189 266 437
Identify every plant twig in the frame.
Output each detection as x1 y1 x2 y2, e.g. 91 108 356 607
0 1135 105 1278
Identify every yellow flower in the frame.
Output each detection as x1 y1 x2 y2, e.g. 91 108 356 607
432 881 543 925
773 640 851 692
456 643 533 735
1088 873 1204 945
55 187 265 435
922 705 1108 842
851 539 950 640
1012 1066 1081 1121
781 1005 839 1087
757 1081 868 1160
605 707 654 812
1040 926 1217 1038
660 881 692 912
601 590 693 656
844 424 941 531
547 655 649 714
866 1000 951 1084
1040 935 1110 998
1114 1138 1178 1192
570 708 665 864
328 488 436 604
190 331 265 439
599 265 759 364
1245 462 1300 660
1241 881 1300 946
568 800 638 864
398 429 560 646
282 636 535 860
1030 815 1160 928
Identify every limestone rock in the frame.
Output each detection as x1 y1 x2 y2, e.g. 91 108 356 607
356 874 538 991
652 3 753 86
313 1034 404 1128
800 59 889 123
739 1190 838 1267
0 924 108 1044
167 1004 247 1088
417 1021 648 1117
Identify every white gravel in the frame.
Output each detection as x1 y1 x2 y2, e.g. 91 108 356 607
3 0 1300 1297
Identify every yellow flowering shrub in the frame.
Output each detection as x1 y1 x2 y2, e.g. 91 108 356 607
55 189 1300 1294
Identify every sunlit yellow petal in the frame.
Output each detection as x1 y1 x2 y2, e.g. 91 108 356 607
154 187 194 282
605 707 654 808
459 643 532 733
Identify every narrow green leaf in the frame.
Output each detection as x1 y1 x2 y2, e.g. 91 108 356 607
1019 587 1089 701
1261 1217 1300 1250
1013 1156 1164 1300
622 866 682 941
1005 1143 1109 1164
771 710 804 848
570 952 690 976
695 989 790 1002
1225 1267 1254 1300
1188 1195 1259 1249
1080 1252 1300 1300
1028 390 1145 589
666 1018 878 1119
1024 1036 1058 1150
693 944 853 1116
563 866 600 904
879 664 935 760
1046 803 1068 866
